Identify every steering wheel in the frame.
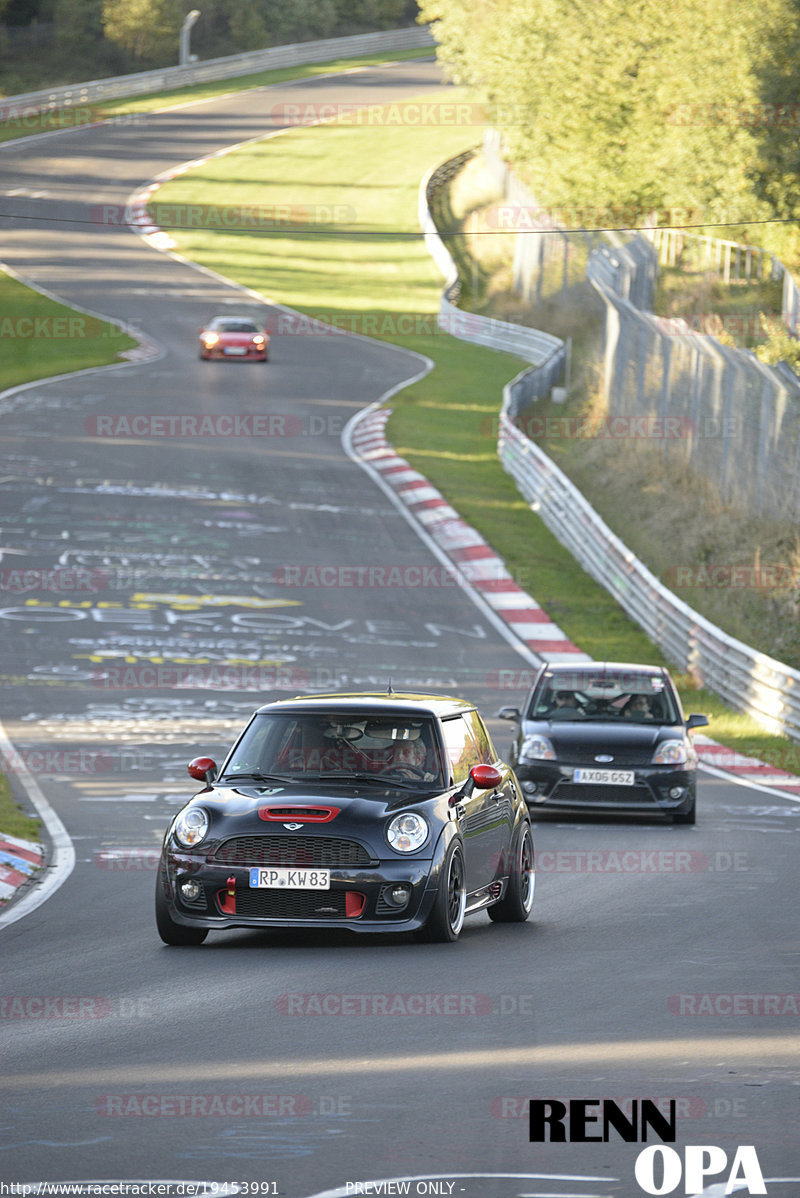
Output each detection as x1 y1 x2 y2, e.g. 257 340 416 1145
385 763 427 779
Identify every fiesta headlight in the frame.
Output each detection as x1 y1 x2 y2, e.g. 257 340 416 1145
653 739 689 766
174 806 209 847
520 734 556 762
386 812 429 853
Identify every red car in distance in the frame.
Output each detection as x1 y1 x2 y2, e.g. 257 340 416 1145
199 315 269 362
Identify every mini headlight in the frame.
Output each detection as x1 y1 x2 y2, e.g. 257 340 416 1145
252 335 265 346
202 332 219 347
520 734 555 762
174 806 209 847
386 812 429 853
653 739 689 766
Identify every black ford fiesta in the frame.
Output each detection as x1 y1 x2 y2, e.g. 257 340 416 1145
498 663 709 823
156 691 534 945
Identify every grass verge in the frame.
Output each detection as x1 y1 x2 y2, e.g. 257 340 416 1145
152 97 800 774
0 48 433 145
0 774 41 844
0 268 137 392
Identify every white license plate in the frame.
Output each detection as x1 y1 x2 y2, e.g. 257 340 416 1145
223 346 248 355
249 867 330 889
573 768 635 786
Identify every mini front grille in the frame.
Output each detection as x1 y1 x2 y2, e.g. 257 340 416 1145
233 889 348 919
212 835 374 869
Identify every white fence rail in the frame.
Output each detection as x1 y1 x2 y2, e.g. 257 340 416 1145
421 147 800 739
1 27 435 117
644 225 800 334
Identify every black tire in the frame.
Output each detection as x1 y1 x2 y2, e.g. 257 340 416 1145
155 867 208 946
488 822 535 923
671 803 696 825
417 840 466 943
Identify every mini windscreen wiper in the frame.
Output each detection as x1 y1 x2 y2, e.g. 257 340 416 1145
219 771 295 784
315 772 419 790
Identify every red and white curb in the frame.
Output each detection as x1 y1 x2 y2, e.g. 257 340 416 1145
348 407 800 802
0 833 44 903
349 407 589 664
694 735 800 796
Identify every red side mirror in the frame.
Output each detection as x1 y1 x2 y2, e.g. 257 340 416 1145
188 756 217 782
470 764 502 790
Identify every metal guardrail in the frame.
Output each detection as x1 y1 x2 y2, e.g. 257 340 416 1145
421 146 800 740
0 27 435 117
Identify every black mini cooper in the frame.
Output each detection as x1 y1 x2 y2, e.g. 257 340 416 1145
156 692 534 945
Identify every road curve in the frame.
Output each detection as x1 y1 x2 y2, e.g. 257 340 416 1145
0 57 798 1198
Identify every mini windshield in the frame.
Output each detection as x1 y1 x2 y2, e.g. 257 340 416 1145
529 670 680 724
221 712 445 788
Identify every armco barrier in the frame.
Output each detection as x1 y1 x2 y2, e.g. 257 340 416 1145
0 27 435 118
421 146 800 740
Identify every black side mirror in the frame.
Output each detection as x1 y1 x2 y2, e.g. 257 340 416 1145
686 714 709 731
497 706 521 722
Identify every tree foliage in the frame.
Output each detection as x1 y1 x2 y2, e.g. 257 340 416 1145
101 0 182 61
1 0 418 91
418 0 798 238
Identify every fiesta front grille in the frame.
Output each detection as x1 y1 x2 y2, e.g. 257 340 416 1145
551 782 652 805
233 888 348 919
212 835 374 868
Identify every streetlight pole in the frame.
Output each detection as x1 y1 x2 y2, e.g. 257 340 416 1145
179 10 201 66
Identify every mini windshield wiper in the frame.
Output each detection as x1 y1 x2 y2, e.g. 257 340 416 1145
316 772 418 790
219 771 294 784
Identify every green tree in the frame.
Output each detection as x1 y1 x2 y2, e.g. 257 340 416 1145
333 0 408 29
102 0 182 61
748 0 800 259
418 0 781 231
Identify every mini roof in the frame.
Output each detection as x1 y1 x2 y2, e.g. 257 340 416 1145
255 691 475 718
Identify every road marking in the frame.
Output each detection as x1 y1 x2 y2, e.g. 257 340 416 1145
0 719 75 931
3 1034 797 1090
79 793 187 803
